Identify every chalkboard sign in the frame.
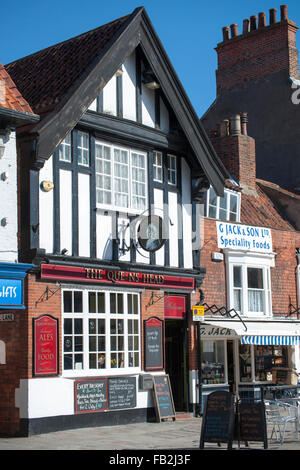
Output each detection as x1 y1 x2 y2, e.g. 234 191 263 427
108 376 137 410
153 374 176 421
200 391 235 449
238 402 268 449
144 317 164 371
75 379 108 413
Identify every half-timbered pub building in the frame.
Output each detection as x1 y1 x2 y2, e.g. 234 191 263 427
0 7 227 435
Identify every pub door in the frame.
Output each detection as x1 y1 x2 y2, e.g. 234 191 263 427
165 319 188 412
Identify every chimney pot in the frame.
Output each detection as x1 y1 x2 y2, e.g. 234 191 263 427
250 15 257 31
241 113 248 135
258 12 266 28
229 115 241 135
219 119 230 137
280 5 288 22
222 26 230 41
269 8 277 24
230 24 238 38
243 19 250 34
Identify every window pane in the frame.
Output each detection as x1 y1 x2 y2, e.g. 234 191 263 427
89 293 96 313
247 268 263 289
208 206 217 218
248 291 264 312
233 266 241 287
98 293 105 312
64 318 72 334
74 292 83 312
201 340 225 384
63 291 72 312
230 194 237 213
209 188 217 206
234 289 241 311
219 193 227 210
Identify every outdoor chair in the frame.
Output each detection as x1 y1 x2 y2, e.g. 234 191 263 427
265 400 298 444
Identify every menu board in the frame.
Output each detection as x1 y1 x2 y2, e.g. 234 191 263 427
144 317 164 371
75 379 108 413
108 377 137 410
200 391 235 449
153 375 175 421
238 402 268 448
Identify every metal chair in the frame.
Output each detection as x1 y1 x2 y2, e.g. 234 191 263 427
265 400 298 444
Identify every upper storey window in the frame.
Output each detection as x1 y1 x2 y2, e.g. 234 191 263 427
206 186 240 222
59 133 71 162
77 131 89 166
95 140 147 212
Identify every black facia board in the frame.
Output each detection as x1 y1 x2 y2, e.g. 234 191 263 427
75 378 108 413
153 374 176 421
238 401 268 449
144 317 164 371
108 376 137 410
200 391 235 449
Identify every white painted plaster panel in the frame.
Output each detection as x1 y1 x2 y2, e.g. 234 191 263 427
153 188 164 266
78 173 90 257
39 156 53 253
59 169 72 254
0 131 18 262
96 212 113 260
168 191 179 267
160 97 169 133
181 159 193 269
122 51 137 121
16 376 151 418
103 76 117 116
88 98 97 111
141 84 155 128
118 214 130 262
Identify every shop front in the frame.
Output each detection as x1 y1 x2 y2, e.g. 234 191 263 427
199 321 300 408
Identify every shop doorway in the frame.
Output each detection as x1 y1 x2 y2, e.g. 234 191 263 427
165 319 188 411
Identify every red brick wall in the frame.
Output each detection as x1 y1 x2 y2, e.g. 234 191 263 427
0 274 61 435
216 20 299 94
201 218 300 318
211 133 256 191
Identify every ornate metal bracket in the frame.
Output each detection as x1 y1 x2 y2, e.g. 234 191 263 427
35 284 61 306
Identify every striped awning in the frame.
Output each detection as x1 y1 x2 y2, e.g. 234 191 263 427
241 335 300 345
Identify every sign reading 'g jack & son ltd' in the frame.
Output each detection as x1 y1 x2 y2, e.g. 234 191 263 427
216 222 272 253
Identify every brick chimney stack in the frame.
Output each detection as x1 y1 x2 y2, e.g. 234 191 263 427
210 113 257 195
216 5 299 95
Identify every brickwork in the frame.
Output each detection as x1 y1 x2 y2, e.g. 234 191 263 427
0 274 61 435
216 14 299 94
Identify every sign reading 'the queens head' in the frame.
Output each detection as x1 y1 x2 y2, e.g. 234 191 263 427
216 222 272 254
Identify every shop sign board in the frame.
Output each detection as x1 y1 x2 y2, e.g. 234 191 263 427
0 278 23 308
237 402 268 449
216 222 272 253
33 315 59 376
200 391 235 449
164 296 186 319
144 317 164 371
41 264 195 290
153 374 176 422
193 305 204 321
74 377 136 413
200 325 238 337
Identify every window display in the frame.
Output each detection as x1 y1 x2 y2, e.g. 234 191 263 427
202 340 226 384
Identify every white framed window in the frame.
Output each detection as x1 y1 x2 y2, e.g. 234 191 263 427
95 140 147 213
206 186 240 222
62 288 141 376
167 154 177 185
225 251 274 317
59 133 72 162
77 131 89 166
153 151 163 182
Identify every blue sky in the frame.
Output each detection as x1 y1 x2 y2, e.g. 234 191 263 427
2 0 300 116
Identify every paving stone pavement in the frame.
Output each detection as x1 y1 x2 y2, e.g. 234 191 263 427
0 415 299 452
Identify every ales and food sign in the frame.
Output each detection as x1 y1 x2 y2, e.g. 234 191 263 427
33 315 58 376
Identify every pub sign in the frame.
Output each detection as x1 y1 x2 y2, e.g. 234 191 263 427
33 315 59 376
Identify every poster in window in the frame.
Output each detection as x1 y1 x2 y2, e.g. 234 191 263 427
33 315 59 376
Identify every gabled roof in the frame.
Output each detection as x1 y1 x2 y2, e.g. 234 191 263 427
5 7 227 194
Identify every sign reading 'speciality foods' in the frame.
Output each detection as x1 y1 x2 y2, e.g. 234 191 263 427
216 222 272 253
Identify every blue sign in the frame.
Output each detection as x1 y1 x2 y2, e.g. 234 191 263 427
0 278 23 307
